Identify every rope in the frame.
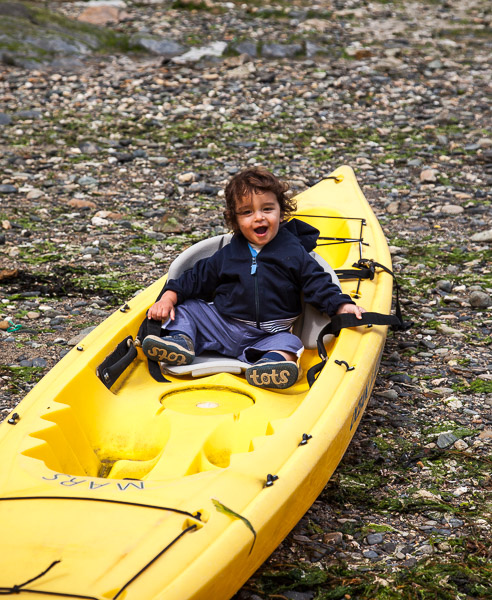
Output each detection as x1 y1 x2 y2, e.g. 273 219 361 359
0 560 100 598
0 523 199 599
113 524 197 600
0 496 201 521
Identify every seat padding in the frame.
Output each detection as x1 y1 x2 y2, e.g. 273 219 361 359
162 354 249 378
167 234 233 281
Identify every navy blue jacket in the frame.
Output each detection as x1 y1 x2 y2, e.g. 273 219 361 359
164 219 354 325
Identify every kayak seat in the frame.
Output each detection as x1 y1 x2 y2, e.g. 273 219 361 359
162 233 340 378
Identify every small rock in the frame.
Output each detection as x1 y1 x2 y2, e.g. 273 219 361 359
78 5 125 26
77 176 99 187
67 198 97 210
0 113 12 125
0 184 17 194
26 311 41 320
376 389 399 401
79 141 100 154
436 432 458 448
26 189 45 200
366 533 384 545
177 172 196 184
441 204 464 215
470 229 492 243
262 43 303 59
436 280 453 292
469 291 491 309
323 532 343 545
453 439 468 451
32 357 47 368
420 169 438 183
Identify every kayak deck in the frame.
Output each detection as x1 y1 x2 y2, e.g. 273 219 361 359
0 166 394 600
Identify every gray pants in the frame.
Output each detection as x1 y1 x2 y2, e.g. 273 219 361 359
163 299 303 364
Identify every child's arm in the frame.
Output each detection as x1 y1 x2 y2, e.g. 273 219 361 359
147 290 178 321
336 302 366 319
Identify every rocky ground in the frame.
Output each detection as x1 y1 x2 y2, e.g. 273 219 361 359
1 0 491 598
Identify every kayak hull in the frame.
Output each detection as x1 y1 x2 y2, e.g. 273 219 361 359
0 166 393 599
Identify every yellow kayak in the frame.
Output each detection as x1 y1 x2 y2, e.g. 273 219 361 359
0 166 395 599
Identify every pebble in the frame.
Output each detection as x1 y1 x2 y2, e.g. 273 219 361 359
470 229 492 243
469 291 491 309
441 204 464 215
0 185 17 194
436 432 459 448
366 533 384 545
420 169 438 183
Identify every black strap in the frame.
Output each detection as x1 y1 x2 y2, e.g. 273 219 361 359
97 336 137 389
307 311 409 388
96 317 171 388
335 267 374 280
335 259 412 331
136 317 170 383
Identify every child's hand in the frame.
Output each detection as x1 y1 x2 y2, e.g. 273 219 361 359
336 302 366 319
147 290 178 321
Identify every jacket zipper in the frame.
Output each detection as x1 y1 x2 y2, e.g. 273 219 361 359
250 252 260 329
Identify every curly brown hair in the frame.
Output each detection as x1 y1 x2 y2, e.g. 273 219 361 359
224 167 296 232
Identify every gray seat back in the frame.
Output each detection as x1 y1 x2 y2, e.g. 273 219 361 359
167 234 233 281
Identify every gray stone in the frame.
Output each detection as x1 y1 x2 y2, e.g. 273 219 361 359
15 110 42 120
77 176 99 187
366 533 384 545
132 35 185 57
436 432 459 449
284 592 315 600
79 141 100 154
262 43 303 59
471 229 492 243
376 389 399 401
0 113 12 125
0 184 17 194
469 291 491 309
436 280 453 292
32 357 47 368
234 41 257 57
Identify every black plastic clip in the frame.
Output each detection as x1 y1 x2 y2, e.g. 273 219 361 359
265 474 279 487
299 433 312 446
335 360 355 371
8 413 20 425
120 303 130 313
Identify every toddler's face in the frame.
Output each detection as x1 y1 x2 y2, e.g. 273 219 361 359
235 190 281 247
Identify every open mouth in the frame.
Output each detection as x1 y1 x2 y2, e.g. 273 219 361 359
254 226 268 235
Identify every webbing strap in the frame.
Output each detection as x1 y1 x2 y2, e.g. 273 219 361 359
307 312 408 388
97 336 137 389
136 317 170 383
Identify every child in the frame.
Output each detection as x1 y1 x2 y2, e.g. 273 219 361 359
143 167 365 389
